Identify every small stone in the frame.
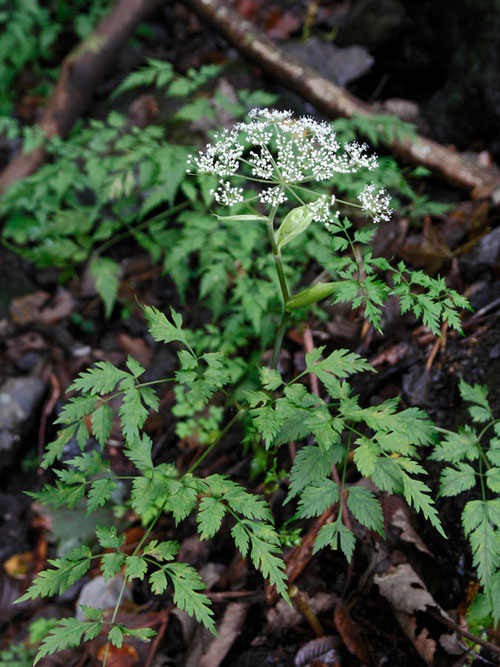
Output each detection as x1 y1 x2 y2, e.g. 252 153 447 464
75 575 132 620
0 377 46 472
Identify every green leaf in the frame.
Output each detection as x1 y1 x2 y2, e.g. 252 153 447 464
197 497 226 540
247 527 289 601
346 486 384 535
119 387 150 444
108 625 124 648
439 463 477 497
353 437 379 477
463 500 500 589
125 555 148 581
221 483 273 522
287 445 340 501
34 618 101 664
430 426 480 463
166 562 216 635
143 540 179 562
297 479 338 518
231 522 250 557
312 348 373 378
79 605 103 621
87 478 117 514
101 552 125 581
178 349 197 369
401 473 445 537
16 548 92 602
149 568 168 594
68 450 110 476
69 362 128 395
251 404 284 447
90 403 113 446
29 480 86 510
90 256 121 318
126 355 145 378
122 627 157 641
486 467 500 493
96 524 124 550
56 395 98 423
304 348 323 369
143 304 190 349
125 433 154 471
156 145 192 205
131 476 158 516
41 425 78 468
259 367 283 391
314 519 356 561
459 380 491 423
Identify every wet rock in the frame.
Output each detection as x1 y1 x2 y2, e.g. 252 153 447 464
15 351 43 374
0 377 46 473
402 365 433 407
283 37 374 86
0 493 31 562
75 575 132 620
458 227 500 280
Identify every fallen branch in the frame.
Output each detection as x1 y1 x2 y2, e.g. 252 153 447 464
184 0 500 199
0 0 154 194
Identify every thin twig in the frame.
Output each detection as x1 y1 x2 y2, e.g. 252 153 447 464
144 608 171 667
426 608 500 658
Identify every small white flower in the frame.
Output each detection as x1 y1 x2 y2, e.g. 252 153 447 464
189 128 243 177
259 186 288 207
210 180 244 206
188 108 390 222
357 184 393 223
307 195 339 228
248 149 274 179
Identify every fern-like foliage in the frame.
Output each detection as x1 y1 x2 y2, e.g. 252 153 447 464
430 379 500 625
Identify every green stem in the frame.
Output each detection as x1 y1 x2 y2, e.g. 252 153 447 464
184 408 246 477
273 252 290 303
271 311 290 370
266 200 292 369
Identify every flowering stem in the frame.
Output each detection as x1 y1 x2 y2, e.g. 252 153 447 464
266 201 292 370
273 252 290 303
271 311 290 370
266 204 290 304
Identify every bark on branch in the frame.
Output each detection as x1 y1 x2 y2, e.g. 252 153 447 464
0 0 154 194
185 0 500 199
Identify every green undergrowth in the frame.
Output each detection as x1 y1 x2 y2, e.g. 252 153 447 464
1 51 495 664
0 0 113 114
2 58 447 322
431 380 500 629
11 107 499 664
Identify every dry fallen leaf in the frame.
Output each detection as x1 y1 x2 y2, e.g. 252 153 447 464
294 636 341 667
96 642 139 666
199 602 250 666
374 562 464 665
9 289 74 325
2 551 33 578
333 602 372 665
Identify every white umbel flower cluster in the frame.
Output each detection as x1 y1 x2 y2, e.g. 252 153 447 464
357 184 393 223
187 109 392 224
